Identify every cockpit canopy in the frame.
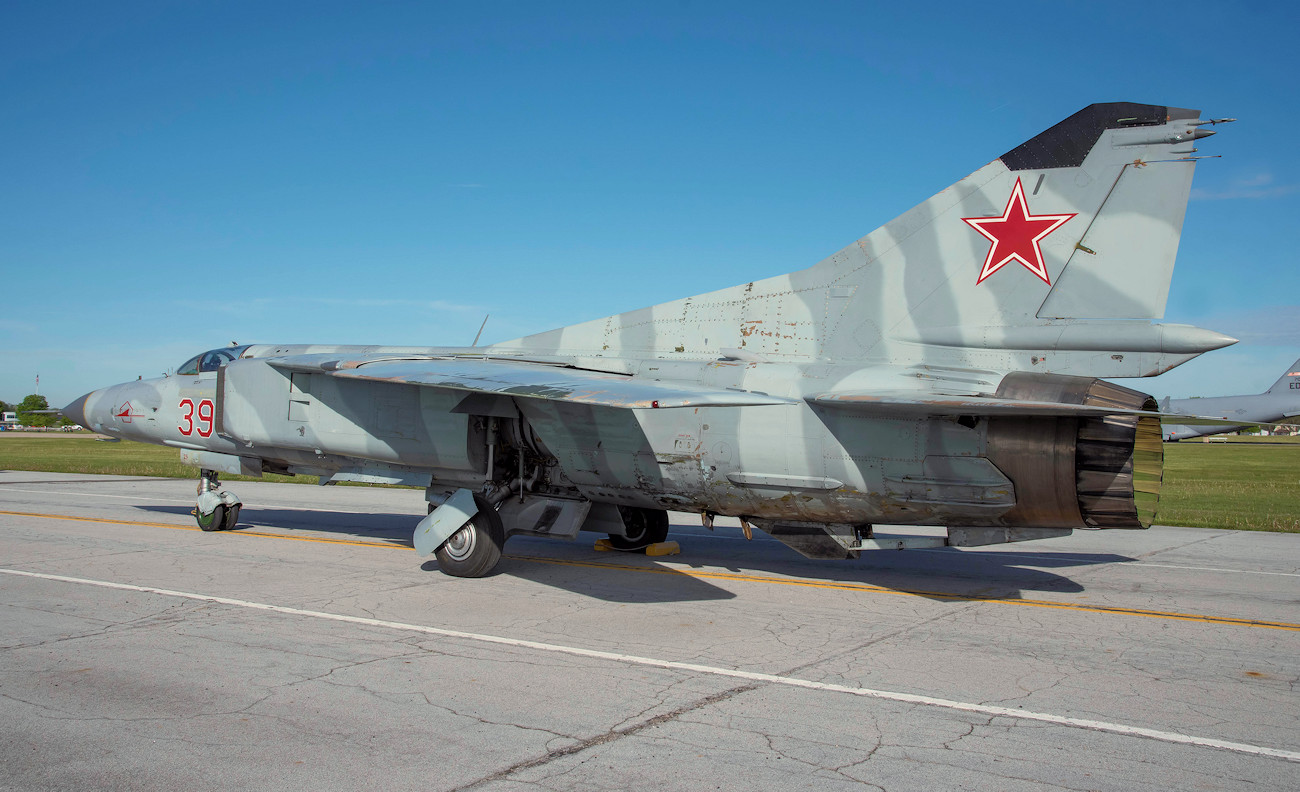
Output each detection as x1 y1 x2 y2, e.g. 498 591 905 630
178 346 250 375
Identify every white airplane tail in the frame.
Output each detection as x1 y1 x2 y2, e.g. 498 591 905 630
500 103 1234 378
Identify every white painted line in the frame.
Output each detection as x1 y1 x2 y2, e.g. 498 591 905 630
0 487 191 503
1118 559 1300 577
950 549 1300 578
3 566 1297 764
1121 561 1300 578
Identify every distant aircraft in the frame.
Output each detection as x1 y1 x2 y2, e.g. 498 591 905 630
66 102 1240 577
1161 358 1300 440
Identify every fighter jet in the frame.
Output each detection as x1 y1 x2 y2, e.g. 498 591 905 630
1161 358 1300 440
66 102 1239 577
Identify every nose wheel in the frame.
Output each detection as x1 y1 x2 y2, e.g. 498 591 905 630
195 468 242 531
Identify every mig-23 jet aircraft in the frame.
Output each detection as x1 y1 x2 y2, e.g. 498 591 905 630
1161 357 1300 440
67 102 1239 577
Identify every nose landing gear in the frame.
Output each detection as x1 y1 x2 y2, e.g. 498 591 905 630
194 468 242 531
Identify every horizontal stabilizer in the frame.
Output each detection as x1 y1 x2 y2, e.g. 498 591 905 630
267 354 797 410
807 391 1160 418
897 323 1236 354
811 390 1293 429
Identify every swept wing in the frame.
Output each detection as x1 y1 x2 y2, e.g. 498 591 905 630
263 353 796 409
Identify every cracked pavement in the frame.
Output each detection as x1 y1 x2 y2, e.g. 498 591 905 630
1 471 1298 790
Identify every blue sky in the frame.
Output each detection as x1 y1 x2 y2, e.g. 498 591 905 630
3 1 1298 407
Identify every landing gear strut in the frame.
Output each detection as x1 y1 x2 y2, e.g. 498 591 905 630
195 468 241 532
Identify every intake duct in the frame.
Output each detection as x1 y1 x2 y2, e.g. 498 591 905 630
984 373 1163 529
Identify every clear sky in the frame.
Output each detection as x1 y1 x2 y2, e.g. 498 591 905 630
3 1 1298 408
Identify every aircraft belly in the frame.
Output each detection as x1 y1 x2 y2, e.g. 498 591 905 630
518 399 1016 526
880 456 1014 512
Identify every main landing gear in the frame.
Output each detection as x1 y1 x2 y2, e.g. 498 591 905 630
418 492 672 577
419 492 506 578
434 494 506 578
606 506 669 551
194 468 242 532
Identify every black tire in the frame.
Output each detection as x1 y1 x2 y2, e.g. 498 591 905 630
434 496 505 577
221 503 242 531
607 507 669 550
198 504 225 532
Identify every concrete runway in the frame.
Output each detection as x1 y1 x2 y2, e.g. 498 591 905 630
1 470 1297 791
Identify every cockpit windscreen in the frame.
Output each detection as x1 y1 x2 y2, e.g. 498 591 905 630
178 346 250 375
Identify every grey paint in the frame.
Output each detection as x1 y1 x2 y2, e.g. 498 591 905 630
65 103 1240 574
1162 357 1300 440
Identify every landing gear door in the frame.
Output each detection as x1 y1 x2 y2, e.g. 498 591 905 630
415 488 480 557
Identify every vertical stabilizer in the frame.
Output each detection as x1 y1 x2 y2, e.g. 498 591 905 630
848 102 1208 351
496 103 1228 377
1267 359 1300 394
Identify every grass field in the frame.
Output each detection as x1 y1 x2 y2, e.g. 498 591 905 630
2 433 1297 532
1157 440 1300 532
0 434 311 484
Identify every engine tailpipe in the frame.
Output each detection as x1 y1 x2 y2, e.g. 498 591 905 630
986 373 1163 530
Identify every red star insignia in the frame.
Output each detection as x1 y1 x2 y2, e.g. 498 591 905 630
963 177 1076 286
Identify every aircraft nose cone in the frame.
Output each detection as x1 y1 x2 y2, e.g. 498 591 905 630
63 392 92 430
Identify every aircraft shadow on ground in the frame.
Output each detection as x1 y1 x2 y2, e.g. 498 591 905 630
424 555 739 603
482 531 1134 604
136 504 415 548
138 503 732 603
135 504 1132 605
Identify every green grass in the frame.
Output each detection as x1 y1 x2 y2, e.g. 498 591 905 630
2 434 1298 532
1158 441 1300 532
0 434 313 484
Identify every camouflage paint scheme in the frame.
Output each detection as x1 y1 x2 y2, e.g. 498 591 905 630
66 103 1239 576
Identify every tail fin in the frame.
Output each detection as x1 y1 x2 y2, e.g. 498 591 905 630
901 102 1206 326
827 102 1237 374
1266 359 1300 394
498 103 1233 376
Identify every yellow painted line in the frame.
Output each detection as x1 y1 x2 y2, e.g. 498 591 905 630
5 508 1299 631
0 509 407 551
1 509 192 531
232 529 408 551
505 555 1300 631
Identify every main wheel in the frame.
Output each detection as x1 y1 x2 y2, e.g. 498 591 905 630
434 497 505 577
197 504 226 532
607 507 669 550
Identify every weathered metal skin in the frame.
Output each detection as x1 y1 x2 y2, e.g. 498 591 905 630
74 350 1154 528
983 373 1162 530
65 103 1235 575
